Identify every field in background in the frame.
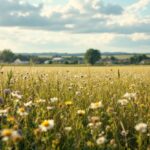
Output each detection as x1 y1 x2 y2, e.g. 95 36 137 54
37 54 150 59
0 66 150 150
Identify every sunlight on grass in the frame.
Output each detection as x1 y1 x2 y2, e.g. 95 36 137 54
0 66 149 149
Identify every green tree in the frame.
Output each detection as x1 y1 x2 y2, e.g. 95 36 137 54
110 56 117 61
130 54 148 64
0 49 15 63
84 49 101 65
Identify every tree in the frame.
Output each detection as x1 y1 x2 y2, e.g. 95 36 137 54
84 49 101 65
0 49 15 63
130 54 149 64
110 56 117 61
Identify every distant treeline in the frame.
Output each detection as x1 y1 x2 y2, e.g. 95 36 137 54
0 49 50 64
0 49 150 65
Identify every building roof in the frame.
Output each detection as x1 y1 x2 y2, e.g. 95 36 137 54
14 59 29 64
52 57 63 61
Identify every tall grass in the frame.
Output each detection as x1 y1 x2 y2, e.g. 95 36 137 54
0 66 149 150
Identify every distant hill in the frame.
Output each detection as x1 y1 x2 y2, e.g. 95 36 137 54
17 52 150 58
17 52 84 57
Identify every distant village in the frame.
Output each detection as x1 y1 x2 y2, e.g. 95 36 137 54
13 56 150 65
0 49 150 65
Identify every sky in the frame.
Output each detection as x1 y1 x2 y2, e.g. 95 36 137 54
0 0 150 53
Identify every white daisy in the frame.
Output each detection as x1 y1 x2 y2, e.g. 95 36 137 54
135 123 147 133
39 120 54 132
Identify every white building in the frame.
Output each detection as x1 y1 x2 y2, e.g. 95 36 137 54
44 60 51 64
140 59 150 64
52 57 64 63
14 59 29 64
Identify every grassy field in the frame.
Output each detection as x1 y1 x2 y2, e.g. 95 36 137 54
38 54 150 60
0 66 150 150
102 54 150 59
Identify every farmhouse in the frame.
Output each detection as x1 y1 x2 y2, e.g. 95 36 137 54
116 59 130 64
52 57 64 63
44 60 51 64
14 58 29 64
140 59 150 64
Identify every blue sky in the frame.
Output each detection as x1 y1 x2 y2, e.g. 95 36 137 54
0 0 150 53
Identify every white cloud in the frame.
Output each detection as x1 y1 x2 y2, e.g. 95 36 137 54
65 24 75 29
0 0 150 52
0 27 117 52
127 0 150 12
130 33 150 41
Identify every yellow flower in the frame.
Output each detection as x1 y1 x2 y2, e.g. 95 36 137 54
1 129 12 137
1 129 22 142
77 110 85 116
65 101 73 106
17 107 28 116
7 116 15 123
42 120 50 127
89 101 103 109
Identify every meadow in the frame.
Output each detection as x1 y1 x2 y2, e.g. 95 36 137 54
0 66 150 150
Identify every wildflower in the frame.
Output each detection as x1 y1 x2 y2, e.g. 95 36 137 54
65 101 73 106
121 130 128 136
47 106 55 110
77 110 85 116
88 116 102 128
7 116 15 123
105 125 111 132
11 91 23 99
106 107 114 114
11 130 22 142
99 131 105 137
4 89 11 95
75 91 81 96
50 97 58 103
14 99 20 104
118 99 129 106
64 127 72 132
68 86 73 90
96 136 106 145
17 107 28 116
89 116 100 123
0 109 8 117
39 120 54 132
1 129 13 141
110 139 117 148
88 122 102 128
36 99 46 103
135 123 147 133
110 139 116 145
24 101 33 107
1 129 22 142
89 101 103 109
87 123 94 128
123 92 137 100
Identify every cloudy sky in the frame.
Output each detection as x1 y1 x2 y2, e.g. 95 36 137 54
0 0 150 53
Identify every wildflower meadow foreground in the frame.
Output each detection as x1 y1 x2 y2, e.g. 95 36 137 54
0 66 149 150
